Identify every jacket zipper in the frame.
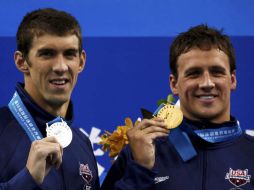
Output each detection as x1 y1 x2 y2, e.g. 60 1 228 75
202 151 207 190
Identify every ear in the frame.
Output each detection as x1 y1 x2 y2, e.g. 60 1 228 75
78 50 86 73
169 74 179 95
230 70 237 91
14 51 29 74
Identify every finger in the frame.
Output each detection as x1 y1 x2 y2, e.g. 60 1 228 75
151 118 167 128
138 119 167 130
151 117 165 122
46 144 63 168
41 137 63 155
146 131 169 141
33 141 63 159
142 125 169 134
49 144 62 162
147 118 167 127
41 136 60 144
55 144 63 168
50 152 62 169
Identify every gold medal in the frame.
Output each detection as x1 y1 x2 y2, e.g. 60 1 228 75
157 104 183 129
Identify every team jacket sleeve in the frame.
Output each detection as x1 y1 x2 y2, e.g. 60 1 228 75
0 167 39 190
100 147 157 190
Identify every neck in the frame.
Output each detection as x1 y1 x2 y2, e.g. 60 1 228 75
184 115 236 130
24 84 69 118
42 101 69 118
182 110 231 124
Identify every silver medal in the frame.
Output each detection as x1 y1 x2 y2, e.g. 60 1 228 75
46 119 72 148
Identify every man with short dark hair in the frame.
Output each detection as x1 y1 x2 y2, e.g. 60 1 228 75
0 8 99 190
101 25 254 190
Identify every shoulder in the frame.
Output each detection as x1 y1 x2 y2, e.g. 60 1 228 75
71 127 95 155
0 106 27 140
244 129 254 139
0 106 15 133
0 106 12 120
241 129 254 144
245 129 254 137
72 127 91 144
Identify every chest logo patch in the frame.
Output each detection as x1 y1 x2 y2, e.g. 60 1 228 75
225 168 251 188
79 163 93 184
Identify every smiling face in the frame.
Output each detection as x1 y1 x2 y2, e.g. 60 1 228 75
15 34 86 116
170 48 236 123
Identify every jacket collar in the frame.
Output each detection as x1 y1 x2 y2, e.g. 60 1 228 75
16 83 74 137
182 116 238 131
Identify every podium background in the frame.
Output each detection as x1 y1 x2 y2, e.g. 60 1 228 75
0 0 254 183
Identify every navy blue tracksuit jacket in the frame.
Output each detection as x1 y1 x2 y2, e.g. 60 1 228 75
0 84 100 190
101 118 254 190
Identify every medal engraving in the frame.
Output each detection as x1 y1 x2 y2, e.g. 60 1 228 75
157 104 183 129
46 119 72 148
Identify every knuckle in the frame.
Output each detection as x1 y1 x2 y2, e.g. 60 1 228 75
32 141 41 151
142 119 149 125
126 129 132 137
33 145 44 156
127 132 138 141
134 133 145 142
32 140 40 146
55 145 61 152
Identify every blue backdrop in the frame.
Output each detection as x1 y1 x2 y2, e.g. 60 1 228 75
0 0 254 183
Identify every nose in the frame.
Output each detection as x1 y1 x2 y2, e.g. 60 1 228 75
52 55 68 74
199 72 215 90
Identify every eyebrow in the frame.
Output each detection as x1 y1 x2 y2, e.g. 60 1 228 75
184 65 227 76
209 65 226 73
64 48 79 53
36 48 79 54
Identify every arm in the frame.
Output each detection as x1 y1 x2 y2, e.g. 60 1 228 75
0 136 62 190
26 136 63 184
101 147 157 190
0 168 38 190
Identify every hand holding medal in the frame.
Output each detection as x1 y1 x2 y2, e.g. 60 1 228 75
128 95 183 169
99 94 182 169
127 117 169 169
26 117 72 184
26 136 63 184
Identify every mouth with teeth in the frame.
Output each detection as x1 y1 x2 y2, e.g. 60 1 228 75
49 79 69 89
199 95 215 99
196 95 217 103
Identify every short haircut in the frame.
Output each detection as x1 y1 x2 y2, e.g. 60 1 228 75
16 8 83 58
170 24 236 78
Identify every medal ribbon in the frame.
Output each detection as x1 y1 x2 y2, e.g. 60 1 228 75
189 122 242 143
153 106 197 162
153 105 242 162
47 116 63 126
8 91 43 141
168 128 197 162
168 122 242 162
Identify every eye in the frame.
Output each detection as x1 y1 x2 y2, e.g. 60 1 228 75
185 69 202 78
64 49 78 59
210 67 226 76
38 49 56 58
